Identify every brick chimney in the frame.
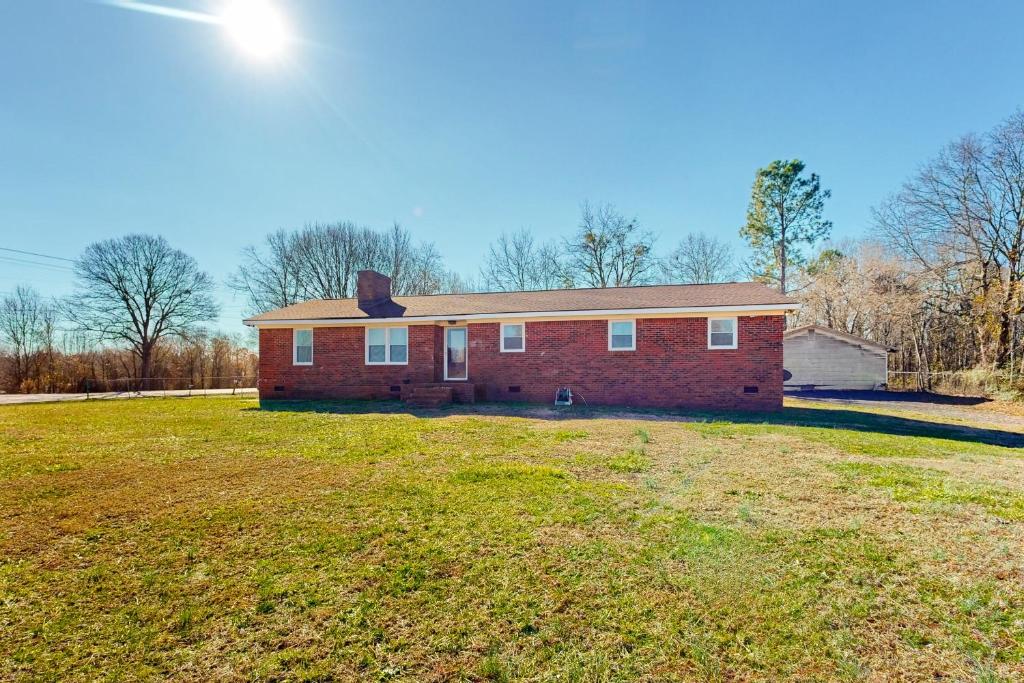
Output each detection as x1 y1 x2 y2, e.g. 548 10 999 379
357 270 397 316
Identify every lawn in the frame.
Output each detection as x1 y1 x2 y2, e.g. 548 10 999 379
1 397 1022 681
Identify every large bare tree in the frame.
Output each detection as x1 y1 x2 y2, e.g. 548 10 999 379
661 233 736 284
64 234 219 387
565 203 656 287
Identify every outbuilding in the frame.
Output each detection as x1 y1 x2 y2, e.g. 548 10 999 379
783 325 891 391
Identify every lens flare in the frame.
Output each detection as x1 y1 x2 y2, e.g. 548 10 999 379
222 0 288 59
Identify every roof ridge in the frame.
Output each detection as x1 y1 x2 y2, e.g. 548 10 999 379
308 280 770 302
783 324 893 351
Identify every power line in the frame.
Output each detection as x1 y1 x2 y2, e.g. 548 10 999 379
0 255 75 272
0 246 75 263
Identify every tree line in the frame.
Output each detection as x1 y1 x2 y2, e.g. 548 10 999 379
0 236 256 394
0 181 831 394
3 109 1022 395
477 162 830 294
1 284 256 394
799 110 1024 392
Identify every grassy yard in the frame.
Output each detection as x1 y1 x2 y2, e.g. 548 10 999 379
1 397 1022 681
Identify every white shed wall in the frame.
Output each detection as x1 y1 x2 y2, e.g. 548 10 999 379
783 330 887 390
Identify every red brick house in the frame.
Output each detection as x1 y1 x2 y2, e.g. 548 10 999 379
245 270 798 410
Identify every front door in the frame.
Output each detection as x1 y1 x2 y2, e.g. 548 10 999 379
444 327 468 381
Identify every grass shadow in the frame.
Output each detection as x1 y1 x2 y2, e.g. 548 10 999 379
253 399 1024 449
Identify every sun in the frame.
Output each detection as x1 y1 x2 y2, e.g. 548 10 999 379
221 0 288 59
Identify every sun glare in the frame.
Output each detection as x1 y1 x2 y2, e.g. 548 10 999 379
222 0 288 59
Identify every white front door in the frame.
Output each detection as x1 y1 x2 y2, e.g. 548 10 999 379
444 327 468 381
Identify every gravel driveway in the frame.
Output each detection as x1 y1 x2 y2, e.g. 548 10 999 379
786 389 1024 430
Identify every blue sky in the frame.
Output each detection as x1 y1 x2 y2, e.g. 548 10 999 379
2 0 1022 334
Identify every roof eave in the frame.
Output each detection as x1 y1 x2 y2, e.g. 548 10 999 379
244 302 800 327
783 324 893 353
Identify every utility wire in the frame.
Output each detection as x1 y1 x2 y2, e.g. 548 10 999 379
0 255 74 272
0 246 75 262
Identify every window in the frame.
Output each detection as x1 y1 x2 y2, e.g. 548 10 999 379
367 328 386 363
608 320 636 351
389 327 408 363
708 317 737 349
293 328 313 365
500 323 525 352
365 326 409 365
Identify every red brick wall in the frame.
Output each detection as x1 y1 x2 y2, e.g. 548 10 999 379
466 316 782 410
259 315 784 410
258 325 436 399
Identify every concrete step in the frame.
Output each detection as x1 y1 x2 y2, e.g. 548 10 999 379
405 399 449 408
405 386 452 408
408 387 452 396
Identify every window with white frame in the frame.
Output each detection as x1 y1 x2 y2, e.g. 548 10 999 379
293 328 313 365
608 320 636 351
366 326 409 365
500 323 525 352
708 317 738 349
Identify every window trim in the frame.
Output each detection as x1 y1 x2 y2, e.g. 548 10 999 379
499 322 526 353
608 319 636 351
707 316 738 350
292 327 314 366
365 326 410 365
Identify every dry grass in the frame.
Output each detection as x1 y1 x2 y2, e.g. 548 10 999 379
1 396 1022 681
975 400 1024 419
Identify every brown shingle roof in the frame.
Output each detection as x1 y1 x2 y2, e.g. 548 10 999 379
244 282 797 323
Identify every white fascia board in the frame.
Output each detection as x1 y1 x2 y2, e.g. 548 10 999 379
245 303 800 327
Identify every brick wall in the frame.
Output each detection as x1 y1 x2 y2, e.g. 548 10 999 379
466 316 782 410
258 325 437 400
259 315 784 410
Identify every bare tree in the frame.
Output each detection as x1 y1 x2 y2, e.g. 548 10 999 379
565 202 657 287
64 234 219 388
227 229 302 315
231 222 466 311
661 233 736 284
482 229 570 291
875 111 1024 366
533 242 570 290
482 229 535 291
385 225 453 295
795 241 920 334
291 222 363 299
0 286 56 391
749 111 1024 392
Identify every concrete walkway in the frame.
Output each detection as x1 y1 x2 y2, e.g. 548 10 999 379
0 388 257 405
